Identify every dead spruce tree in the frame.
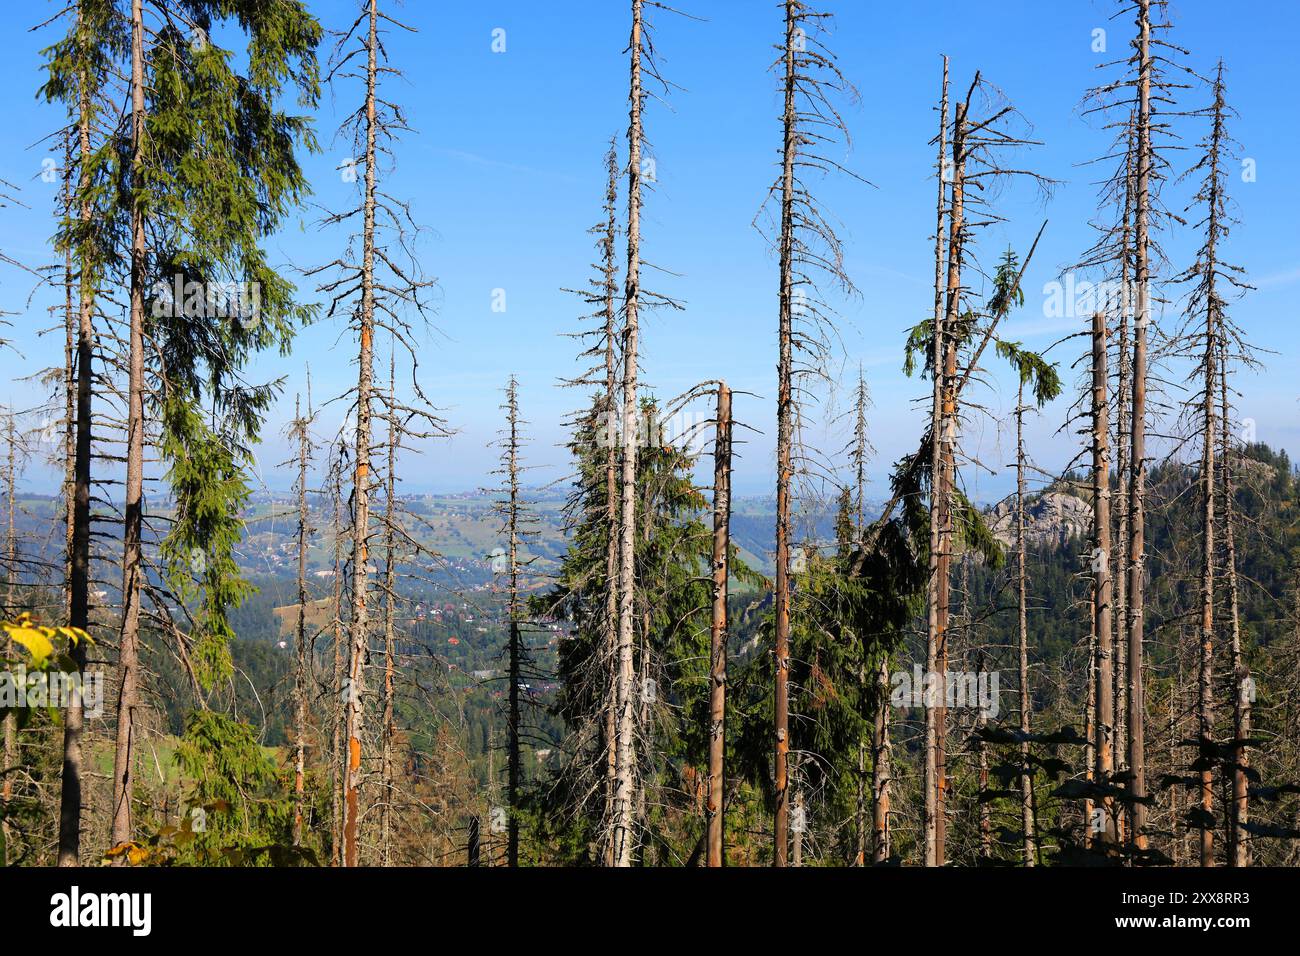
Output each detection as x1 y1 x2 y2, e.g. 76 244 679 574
1125 10 1163 851
1112 123 1136 843
1211 71 1257 870
325 455 348 865
1091 309 1120 849
611 0 647 867
1171 61 1254 866
598 151 622 862
1014 363 1037 866
310 0 437 867
1076 106 1145 852
1 412 21 858
706 381 732 866
594 144 622 860
551 141 623 860
285 391 316 848
1002 327 1064 865
1082 0 1191 852
762 0 862 867
491 377 539 866
923 56 950 868
912 63 1051 865
1218 336 1252 867
1123 6 1158 850
848 371 895 865
956 251 1062 868
612 0 686 867
841 368 876 865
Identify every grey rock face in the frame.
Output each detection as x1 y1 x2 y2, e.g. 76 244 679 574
989 491 1092 550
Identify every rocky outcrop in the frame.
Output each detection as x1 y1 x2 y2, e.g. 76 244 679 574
989 491 1091 550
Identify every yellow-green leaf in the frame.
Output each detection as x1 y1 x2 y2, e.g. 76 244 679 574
6 626 54 666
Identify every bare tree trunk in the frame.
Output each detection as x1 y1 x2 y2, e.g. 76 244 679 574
2 420 16 860
600 144 621 867
1126 0 1154 852
293 395 311 848
770 0 804 867
1188 63 1238 869
791 788 803 867
611 0 644 869
503 379 523 868
1092 310 1117 847
1113 117 1136 843
976 646 992 862
855 665 866 866
380 358 398 867
1197 285 1217 869
923 54 950 869
330 488 344 866
62 134 76 625
1113 143 1133 844
706 383 731 867
852 369 870 867
1221 352 1248 866
110 0 147 856
855 663 868 865
1169 673 1183 866
1016 378 1038 864
343 0 380 869
932 70 966 868
871 655 891 863
486 729 496 866
1085 605 1096 850
634 595 652 863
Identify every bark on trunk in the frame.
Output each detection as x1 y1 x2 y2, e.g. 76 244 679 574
1092 310 1117 847
771 0 800 867
293 397 309 848
380 361 398 866
1221 352 1249 866
1113 144 1133 843
871 655 891 863
505 381 522 868
976 647 992 861
611 0 644 868
1016 378 1039 864
330 491 344 866
2 424 16 860
932 75 966 868
1197 285 1217 868
1126 0 1153 852
923 55 950 869
601 145 620 867
342 0 380 869
706 383 731 866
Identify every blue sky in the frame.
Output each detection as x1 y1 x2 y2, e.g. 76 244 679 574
1 0 1297 501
